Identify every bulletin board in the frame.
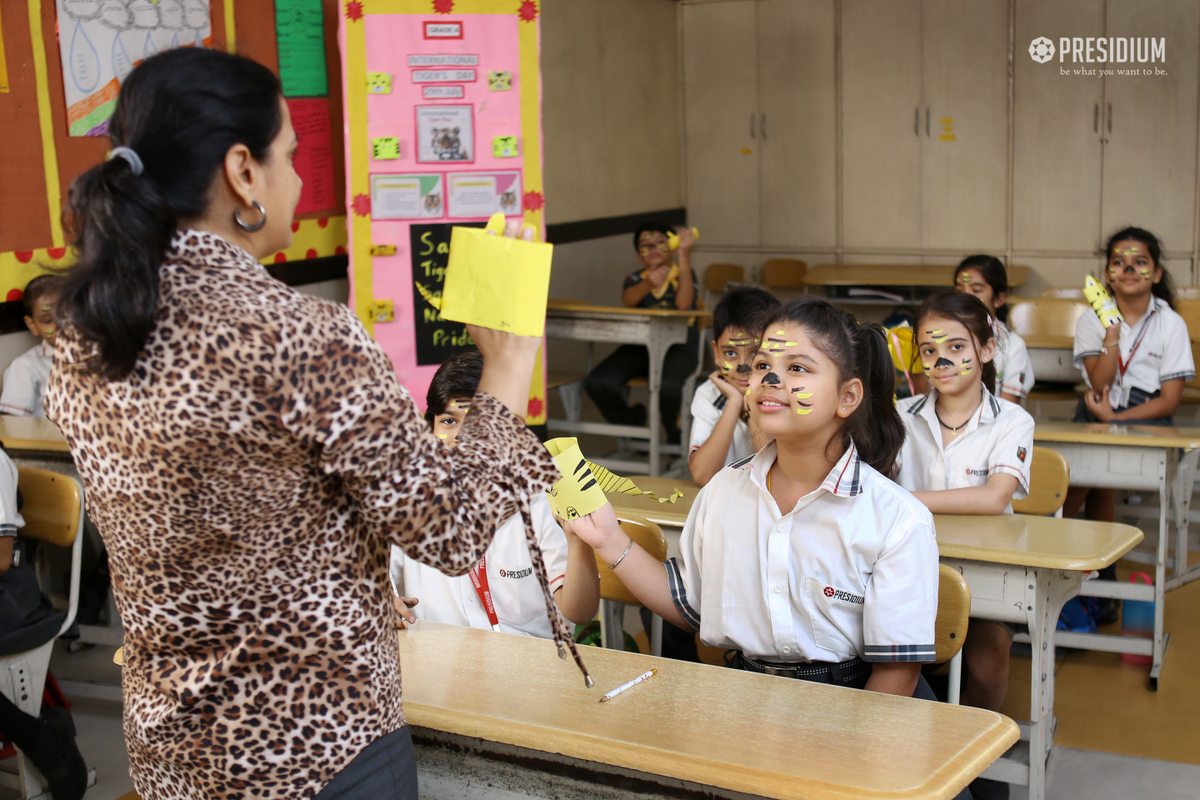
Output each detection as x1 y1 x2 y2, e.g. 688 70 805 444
338 0 547 422
0 0 349 301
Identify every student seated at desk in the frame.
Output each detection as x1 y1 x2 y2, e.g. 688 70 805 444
688 287 779 486
1064 227 1193 623
391 351 600 636
572 298 950 704
583 223 698 444
895 292 1033 800
953 256 1035 404
0 276 58 417
0 446 88 800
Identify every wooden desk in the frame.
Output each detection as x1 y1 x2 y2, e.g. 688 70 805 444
605 475 700 529
544 302 711 476
0 416 70 454
399 621 1018 800
934 515 1142 800
1022 334 1078 384
1033 422 1200 689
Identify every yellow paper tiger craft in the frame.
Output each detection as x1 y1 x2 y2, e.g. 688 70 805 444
544 438 683 519
1084 275 1124 329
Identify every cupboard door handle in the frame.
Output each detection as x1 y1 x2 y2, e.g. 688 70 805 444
915 108 920 136
1094 103 1100 132
1107 103 1113 133
926 108 930 136
761 112 767 139
750 113 755 139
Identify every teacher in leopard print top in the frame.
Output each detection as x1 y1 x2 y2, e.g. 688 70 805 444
47 49 562 800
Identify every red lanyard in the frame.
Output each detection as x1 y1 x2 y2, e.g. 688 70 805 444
1117 310 1156 379
467 556 502 631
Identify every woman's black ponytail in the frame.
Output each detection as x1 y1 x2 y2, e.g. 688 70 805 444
58 48 282 381
764 298 905 477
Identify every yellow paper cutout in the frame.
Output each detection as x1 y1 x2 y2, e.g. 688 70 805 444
369 244 397 256
441 213 553 337
488 70 512 90
368 299 394 322
415 281 441 310
0 2 9 93
493 135 519 157
372 137 400 160
666 228 699 250
1084 275 1123 329
544 438 682 519
367 72 393 94
886 326 916 373
940 133 956 142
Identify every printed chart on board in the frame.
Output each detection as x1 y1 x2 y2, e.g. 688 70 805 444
340 0 548 422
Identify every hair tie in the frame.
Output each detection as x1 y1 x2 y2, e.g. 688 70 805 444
108 146 144 175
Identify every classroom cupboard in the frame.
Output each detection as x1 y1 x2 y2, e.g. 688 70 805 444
681 0 837 249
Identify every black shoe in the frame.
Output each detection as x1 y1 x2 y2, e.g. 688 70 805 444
1098 597 1122 626
26 707 88 800
968 776 1010 800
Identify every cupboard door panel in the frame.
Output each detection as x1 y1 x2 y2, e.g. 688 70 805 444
921 0 1009 252
1012 0 1104 253
682 1 760 247
841 0 923 249
758 0 837 248
1101 0 1199 253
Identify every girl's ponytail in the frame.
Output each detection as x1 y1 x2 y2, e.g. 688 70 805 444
847 323 905 477
57 47 282 381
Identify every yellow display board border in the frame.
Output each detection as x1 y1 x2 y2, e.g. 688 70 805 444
341 0 547 423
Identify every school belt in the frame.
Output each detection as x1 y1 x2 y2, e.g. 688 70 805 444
737 652 872 688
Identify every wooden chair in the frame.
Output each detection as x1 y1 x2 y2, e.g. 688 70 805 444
704 263 747 294
936 564 972 706
1039 287 1084 300
595 516 668 655
547 371 584 423
761 258 807 291
1007 298 1089 339
1011 446 1070 517
0 470 89 800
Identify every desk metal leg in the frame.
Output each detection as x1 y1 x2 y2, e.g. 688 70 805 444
646 321 668 477
599 600 626 651
1167 448 1200 591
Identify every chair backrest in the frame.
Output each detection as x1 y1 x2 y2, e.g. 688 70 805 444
1011 446 1070 516
1040 287 1084 300
761 258 807 290
705 263 747 293
1007 298 1088 339
935 564 971 663
594 515 667 606
17 468 82 548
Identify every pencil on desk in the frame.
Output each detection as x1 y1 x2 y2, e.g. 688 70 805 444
599 668 657 703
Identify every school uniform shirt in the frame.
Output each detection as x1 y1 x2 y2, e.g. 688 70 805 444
666 441 939 664
1073 295 1195 409
0 341 54 416
689 380 756 468
993 320 1035 400
895 388 1034 512
389 494 570 639
623 265 699 311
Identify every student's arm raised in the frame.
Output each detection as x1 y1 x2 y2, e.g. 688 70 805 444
673 228 696 311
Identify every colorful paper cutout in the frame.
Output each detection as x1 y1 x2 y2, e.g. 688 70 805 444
440 213 552 337
543 438 682 519
367 72 393 94
287 99 336 215
447 172 522 218
488 70 512 90
493 135 518 158
370 244 397 256
1084 276 1123 329
372 136 401 160
370 174 444 220
368 299 395 322
276 0 328 97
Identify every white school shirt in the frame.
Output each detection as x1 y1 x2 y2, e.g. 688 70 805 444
0 342 53 417
993 320 1036 400
689 380 756 468
896 389 1034 512
665 441 938 664
1073 295 1194 409
389 493 570 639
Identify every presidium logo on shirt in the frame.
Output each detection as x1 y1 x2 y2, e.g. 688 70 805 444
824 585 865 605
498 567 534 580
1018 446 1028 463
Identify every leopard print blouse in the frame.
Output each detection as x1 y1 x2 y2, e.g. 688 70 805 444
46 230 562 799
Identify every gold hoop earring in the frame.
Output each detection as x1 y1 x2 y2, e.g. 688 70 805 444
234 201 267 233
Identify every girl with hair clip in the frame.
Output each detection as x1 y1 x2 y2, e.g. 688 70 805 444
1064 227 1193 624
953 255 1036 403
570 297 952 711
895 291 1035 800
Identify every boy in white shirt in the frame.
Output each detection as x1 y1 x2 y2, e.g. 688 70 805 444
390 351 600 637
0 276 58 417
688 287 779 485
